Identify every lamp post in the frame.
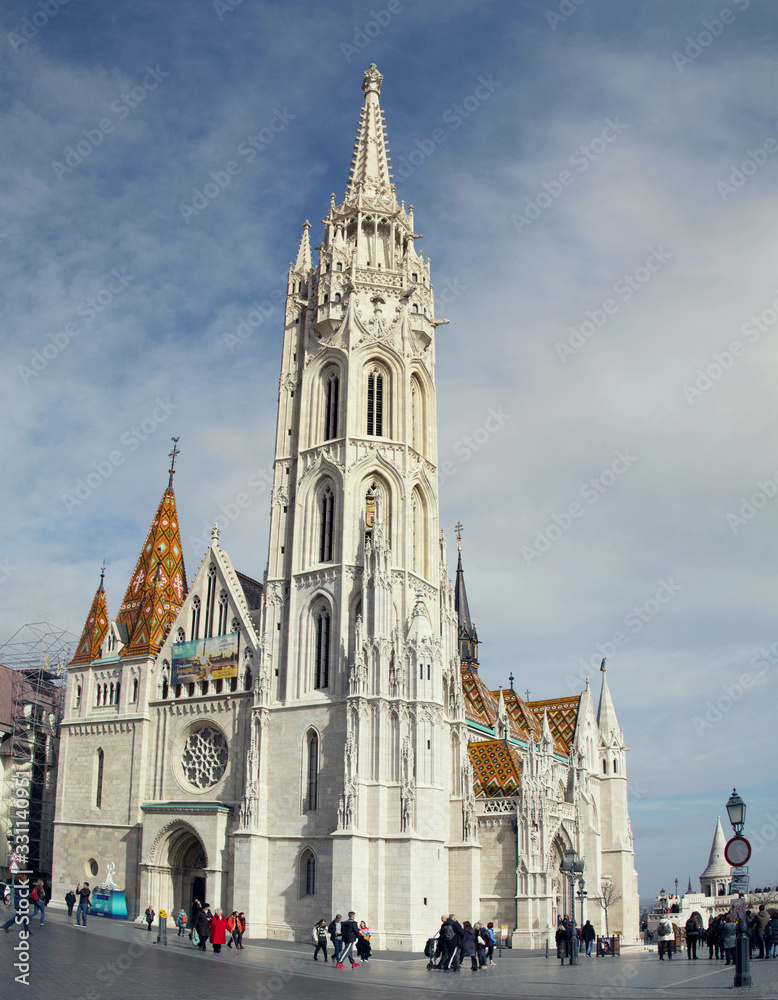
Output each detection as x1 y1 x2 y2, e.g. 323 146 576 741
576 877 587 943
560 847 585 966
726 789 751 989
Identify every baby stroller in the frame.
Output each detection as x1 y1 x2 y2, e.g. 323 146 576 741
424 934 440 970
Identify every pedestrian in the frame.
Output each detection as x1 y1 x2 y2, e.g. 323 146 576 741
328 913 343 965
193 902 211 952
312 918 328 961
65 888 77 923
31 879 46 926
722 914 737 966
3 876 31 933
145 905 155 932
485 922 497 964
461 920 478 970
555 922 568 961
657 916 674 960
76 882 91 926
357 920 372 962
236 912 246 949
582 919 596 957
210 908 227 953
226 911 240 949
473 921 488 967
338 911 360 968
766 913 778 957
685 912 701 959
176 908 188 937
755 905 770 959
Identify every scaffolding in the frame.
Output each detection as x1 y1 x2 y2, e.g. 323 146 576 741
0 622 76 880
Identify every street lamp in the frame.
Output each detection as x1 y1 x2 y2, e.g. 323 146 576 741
560 847 585 966
726 789 746 835
576 877 587 938
725 789 751 989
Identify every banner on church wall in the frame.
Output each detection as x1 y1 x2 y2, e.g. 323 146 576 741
171 633 239 683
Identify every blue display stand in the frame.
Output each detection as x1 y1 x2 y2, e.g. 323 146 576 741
91 889 128 919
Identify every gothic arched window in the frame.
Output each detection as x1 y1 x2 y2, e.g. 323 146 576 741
305 730 319 811
314 609 330 690
205 565 217 638
319 485 334 563
411 488 427 579
300 848 316 896
217 591 229 635
95 683 101 707
190 596 201 640
95 749 104 809
176 627 185 643
366 366 384 436
324 371 339 440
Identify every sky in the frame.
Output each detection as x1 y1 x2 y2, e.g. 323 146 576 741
1 0 777 904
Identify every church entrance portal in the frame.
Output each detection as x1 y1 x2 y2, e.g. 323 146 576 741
160 826 209 918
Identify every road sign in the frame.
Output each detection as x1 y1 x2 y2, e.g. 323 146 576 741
730 866 750 894
8 859 20 873
725 835 751 867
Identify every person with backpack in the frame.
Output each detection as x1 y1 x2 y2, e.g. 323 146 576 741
31 880 46 926
176 908 188 937
145 905 155 932
226 911 240 949
312 918 328 960
657 916 674 960
685 912 702 959
485 921 497 964
440 914 460 971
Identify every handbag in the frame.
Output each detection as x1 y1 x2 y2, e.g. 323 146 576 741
191 929 200 946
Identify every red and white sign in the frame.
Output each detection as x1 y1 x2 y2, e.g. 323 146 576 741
725 835 751 867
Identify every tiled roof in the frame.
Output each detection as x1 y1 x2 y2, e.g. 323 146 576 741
116 488 188 657
469 739 522 798
70 582 109 665
525 696 580 754
461 667 499 729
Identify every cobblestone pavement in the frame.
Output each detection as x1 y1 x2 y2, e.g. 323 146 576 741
4 907 778 1000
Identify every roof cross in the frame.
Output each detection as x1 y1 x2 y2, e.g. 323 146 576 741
508 672 514 692
455 521 463 552
168 437 180 488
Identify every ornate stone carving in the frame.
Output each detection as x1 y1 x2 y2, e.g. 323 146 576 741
181 725 228 789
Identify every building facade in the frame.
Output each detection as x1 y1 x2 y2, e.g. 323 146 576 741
52 65 639 946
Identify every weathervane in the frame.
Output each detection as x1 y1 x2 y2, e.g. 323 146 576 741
508 672 514 692
168 437 180 488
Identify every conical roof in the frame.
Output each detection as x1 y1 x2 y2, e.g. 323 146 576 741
597 662 620 737
116 487 187 657
700 816 731 880
344 64 395 208
69 568 109 665
293 220 312 272
454 533 479 668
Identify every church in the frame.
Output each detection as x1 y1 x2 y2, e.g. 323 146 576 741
52 65 639 948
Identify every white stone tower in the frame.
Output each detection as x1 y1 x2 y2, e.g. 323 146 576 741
253 63 463 946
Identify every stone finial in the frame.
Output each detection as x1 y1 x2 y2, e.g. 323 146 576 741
362 63 383 98
211 523 220 543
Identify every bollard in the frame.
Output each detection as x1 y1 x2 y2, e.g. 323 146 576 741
157 912 168 946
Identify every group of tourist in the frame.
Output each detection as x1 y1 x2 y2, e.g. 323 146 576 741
554 916 597 958
311 913 371 966
425 914 499 971
656 904 778 963
187 899 246 953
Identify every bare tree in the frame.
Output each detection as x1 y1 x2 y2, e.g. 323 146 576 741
593 881 622 936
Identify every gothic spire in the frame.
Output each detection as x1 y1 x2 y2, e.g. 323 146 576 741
344 64 395 208
454 523 479 669
597 658 621 737
69 566 110 665
293 220 312 272
116 464 188 658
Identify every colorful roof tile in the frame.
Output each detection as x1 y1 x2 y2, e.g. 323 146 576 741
69 572 109 665
525 695 581 754
461 667 499 729
469 739 522 798
117 487 187 657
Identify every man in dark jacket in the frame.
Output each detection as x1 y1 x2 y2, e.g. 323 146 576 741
755 905 770 959
443 914 464 971
339 911 360 968
685 914 701 959
65 889 77 923
328 914 343 965
76 882 91 926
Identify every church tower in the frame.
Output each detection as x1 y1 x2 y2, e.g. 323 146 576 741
254 63 464 946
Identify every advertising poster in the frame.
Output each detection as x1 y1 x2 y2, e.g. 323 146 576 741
171 633 239 684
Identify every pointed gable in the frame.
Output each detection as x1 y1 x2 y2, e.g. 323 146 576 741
461 666 499 729
69 573 109 665
525 695 581 755
117 487 188 658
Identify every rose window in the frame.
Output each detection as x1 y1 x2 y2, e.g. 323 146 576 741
181 726 228 788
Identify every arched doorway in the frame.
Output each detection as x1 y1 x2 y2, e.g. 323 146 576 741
166 827 209 914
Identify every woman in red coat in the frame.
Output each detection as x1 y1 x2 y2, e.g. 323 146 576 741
210 908 227 953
